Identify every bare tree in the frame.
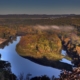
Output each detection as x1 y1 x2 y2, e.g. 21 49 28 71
18 73 24 80
25 73 32 80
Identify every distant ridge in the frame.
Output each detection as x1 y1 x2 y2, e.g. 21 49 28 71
0 14 79 19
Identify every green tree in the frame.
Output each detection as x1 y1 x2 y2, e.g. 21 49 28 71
0 60 17 80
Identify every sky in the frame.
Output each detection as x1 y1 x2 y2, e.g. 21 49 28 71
0 0 80 15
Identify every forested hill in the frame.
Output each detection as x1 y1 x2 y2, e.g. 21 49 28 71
0 14 80 19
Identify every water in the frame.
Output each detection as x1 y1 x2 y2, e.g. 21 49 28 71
0 36 61 78
61 50 72 65
61 50 66 56
60 58 72 65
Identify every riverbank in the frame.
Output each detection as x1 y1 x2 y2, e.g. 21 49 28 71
0 38 7 44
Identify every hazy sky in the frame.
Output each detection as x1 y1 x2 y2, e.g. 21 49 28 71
0 0 80 14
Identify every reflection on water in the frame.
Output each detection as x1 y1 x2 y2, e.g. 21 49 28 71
61 50 72 65
0 36 17 49
60 58 72 65
22 55 72 71
0 36 61 78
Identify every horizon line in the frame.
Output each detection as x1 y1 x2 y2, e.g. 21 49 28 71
0 13 80 15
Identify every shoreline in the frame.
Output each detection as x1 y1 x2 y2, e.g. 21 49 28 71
0 38 7 44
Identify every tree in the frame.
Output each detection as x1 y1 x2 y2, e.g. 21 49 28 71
0 60 17 80
0 54 1 60
30 75 50 80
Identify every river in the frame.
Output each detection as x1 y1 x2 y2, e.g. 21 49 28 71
0 36 72 79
